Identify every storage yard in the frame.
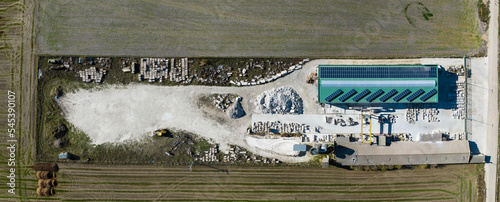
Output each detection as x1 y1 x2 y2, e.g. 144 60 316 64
47 57 491 166
31 43 495 202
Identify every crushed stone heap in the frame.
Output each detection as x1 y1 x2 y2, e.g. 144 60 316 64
255 86 303 114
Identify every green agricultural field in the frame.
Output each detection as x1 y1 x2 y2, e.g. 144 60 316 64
36 0 483 57
0 0 38 201
18 163 485 201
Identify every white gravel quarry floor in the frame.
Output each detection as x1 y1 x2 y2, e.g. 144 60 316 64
58 82 315 163
58 58 489 163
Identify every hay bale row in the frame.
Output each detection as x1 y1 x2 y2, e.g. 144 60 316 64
36 171 56 179
37 179 58 187
34 163 59 197
32 163 59 172
36 187 55 197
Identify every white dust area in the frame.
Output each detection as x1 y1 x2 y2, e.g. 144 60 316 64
59 84 242 145
254 86 303 114
245 137 301 156
58 83 311 163
59 85 179 144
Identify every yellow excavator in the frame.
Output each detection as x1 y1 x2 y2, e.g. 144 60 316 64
153 129 170 137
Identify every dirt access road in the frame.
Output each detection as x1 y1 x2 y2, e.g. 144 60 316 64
485 0 499 201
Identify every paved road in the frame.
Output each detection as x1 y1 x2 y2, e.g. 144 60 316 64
485 0 499 201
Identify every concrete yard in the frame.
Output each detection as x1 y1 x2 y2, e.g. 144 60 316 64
252 111 465 140
58 58 490 163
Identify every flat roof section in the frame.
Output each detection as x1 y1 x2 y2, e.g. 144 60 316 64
318 65 437 79
321 80 436 88
335 140 470 166
318 65 439 104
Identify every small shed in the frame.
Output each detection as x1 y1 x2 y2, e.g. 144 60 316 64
293 144 307 152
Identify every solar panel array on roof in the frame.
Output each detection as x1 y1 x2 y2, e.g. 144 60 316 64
339 89 357 102
352 89 370 102
420 89 437 101
319 66 437 79
393 89 411 102
380 89 398 102
325 89 343 102
320 80 436 88
407 89 425 102
366 89 384 102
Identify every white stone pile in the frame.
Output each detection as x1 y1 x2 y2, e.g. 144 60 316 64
196 145 219 162
405 103 439 123
251 121 308 134
255 86 303 114
230 58 308 86
139 58 168 82
169 58 190 83
78 67 106 83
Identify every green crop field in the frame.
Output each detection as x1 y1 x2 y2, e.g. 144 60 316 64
0 0 38 201
14 163 484 201
0 1 23 201
36 0 483 57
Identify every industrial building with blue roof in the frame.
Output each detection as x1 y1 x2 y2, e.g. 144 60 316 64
318 65 439 104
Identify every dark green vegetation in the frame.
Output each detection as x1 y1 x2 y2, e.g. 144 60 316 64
36 0 483 57
189 58 301 85
478 0 490 23
14 163 483 201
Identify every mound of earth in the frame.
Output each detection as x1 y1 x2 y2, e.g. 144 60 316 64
255 86 303 114
226 97 246 119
